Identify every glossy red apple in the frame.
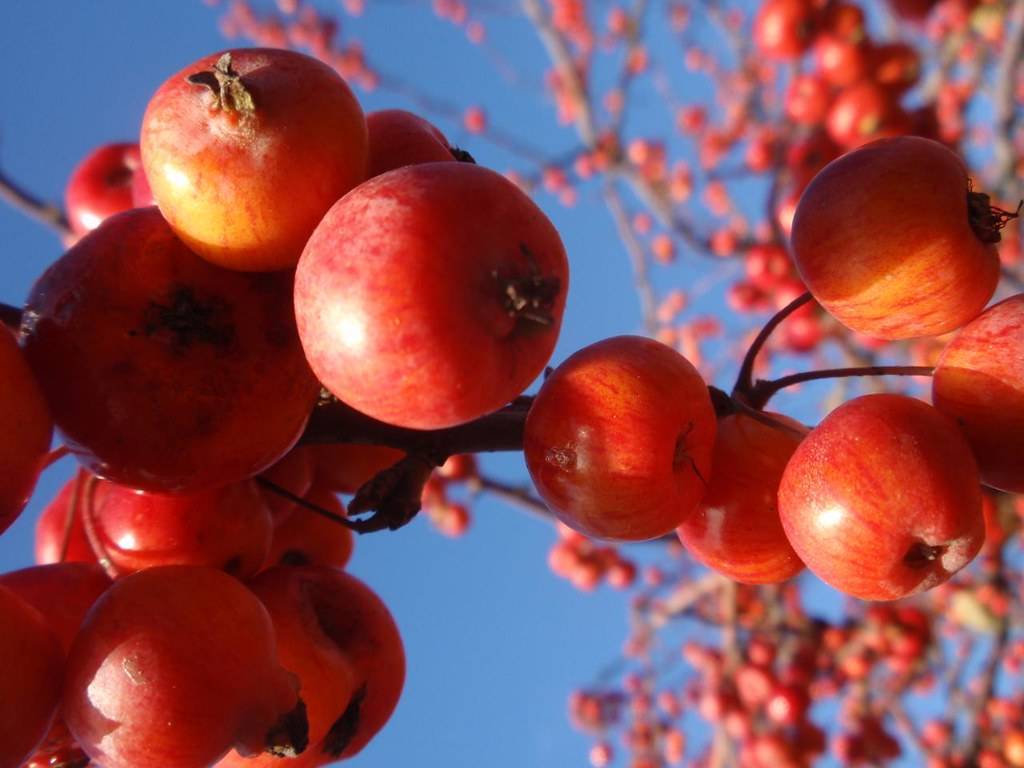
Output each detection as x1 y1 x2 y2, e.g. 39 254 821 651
778 394 984 601
678 413 806 584
216 566 404 767
932 293 1024 493
62 566 308 768
21 207 320 491
524 336 716 541
366 108 458 178
752 0 816 59
295 161 568 430
141 49 367 271
65 143 142 235
791 136 1000 339
85 477 273 578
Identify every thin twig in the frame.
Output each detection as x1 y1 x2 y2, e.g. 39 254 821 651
0 168 71 238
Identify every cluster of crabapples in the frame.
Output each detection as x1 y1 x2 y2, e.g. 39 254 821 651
0 39 1021 768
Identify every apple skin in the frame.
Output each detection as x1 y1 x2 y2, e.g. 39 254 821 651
65 143 142 235
524 336 716 542
366 109 455 178
141 48 367 271
791 136 999 339
678 413 806 584
295 161 568 430
215 566 404 768
932 293 1024 493
778 393 984 601
0 327 52 538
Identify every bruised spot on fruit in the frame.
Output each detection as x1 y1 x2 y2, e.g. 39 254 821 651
103 165 134 189
223 555 243 575
139 286 235 353
545 446 577 470
264 698 309 758
323 685 367 757
902 541 946 570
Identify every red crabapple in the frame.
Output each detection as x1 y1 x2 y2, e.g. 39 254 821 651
295 162 568 429
932 293 1024 492
678 413 806 584
524 336 716 541
791 137 999 339
21 207 320 491
778 394 984 600
217 566 404 767
64 143 143 235
141 49 367 271
62 565 308 768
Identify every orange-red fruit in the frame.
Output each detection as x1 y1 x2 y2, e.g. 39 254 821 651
366 108 456 178
678 413 806 584
932 294 1024 492
21 207 320 491
524 336 716 541
62 566 308 768
753 0 816 59
295 162 568 430
778 394 984 601
216 566 405 767
791 136 999 340
0 584 64 768
265 484 354 569
0 327 52 536
141 48 367 271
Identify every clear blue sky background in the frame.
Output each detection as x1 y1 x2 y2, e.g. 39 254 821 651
0 3 929 767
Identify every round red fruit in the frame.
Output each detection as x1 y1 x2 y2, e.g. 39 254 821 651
778 393 984 601
65 143 142 235
678 413 806 584
20 206 320 491
524 336 716 541
932 294 1024 492
295 162 568 430
62 565 308 768
791 136 1000 339
366 108 459 178
141 49 367 271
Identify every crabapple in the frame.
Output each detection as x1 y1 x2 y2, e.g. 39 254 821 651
84 477 273 577
366 108 459 177
217 566 404 766
62 565 309 768
21 206 319 491
295 161 568 429
141 49 367 271
678 412 806 584
791 137 1000 339
64 143 142 235
524 336 716 541
778 394 984 600
265 484 354 569
932 293 1024 492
